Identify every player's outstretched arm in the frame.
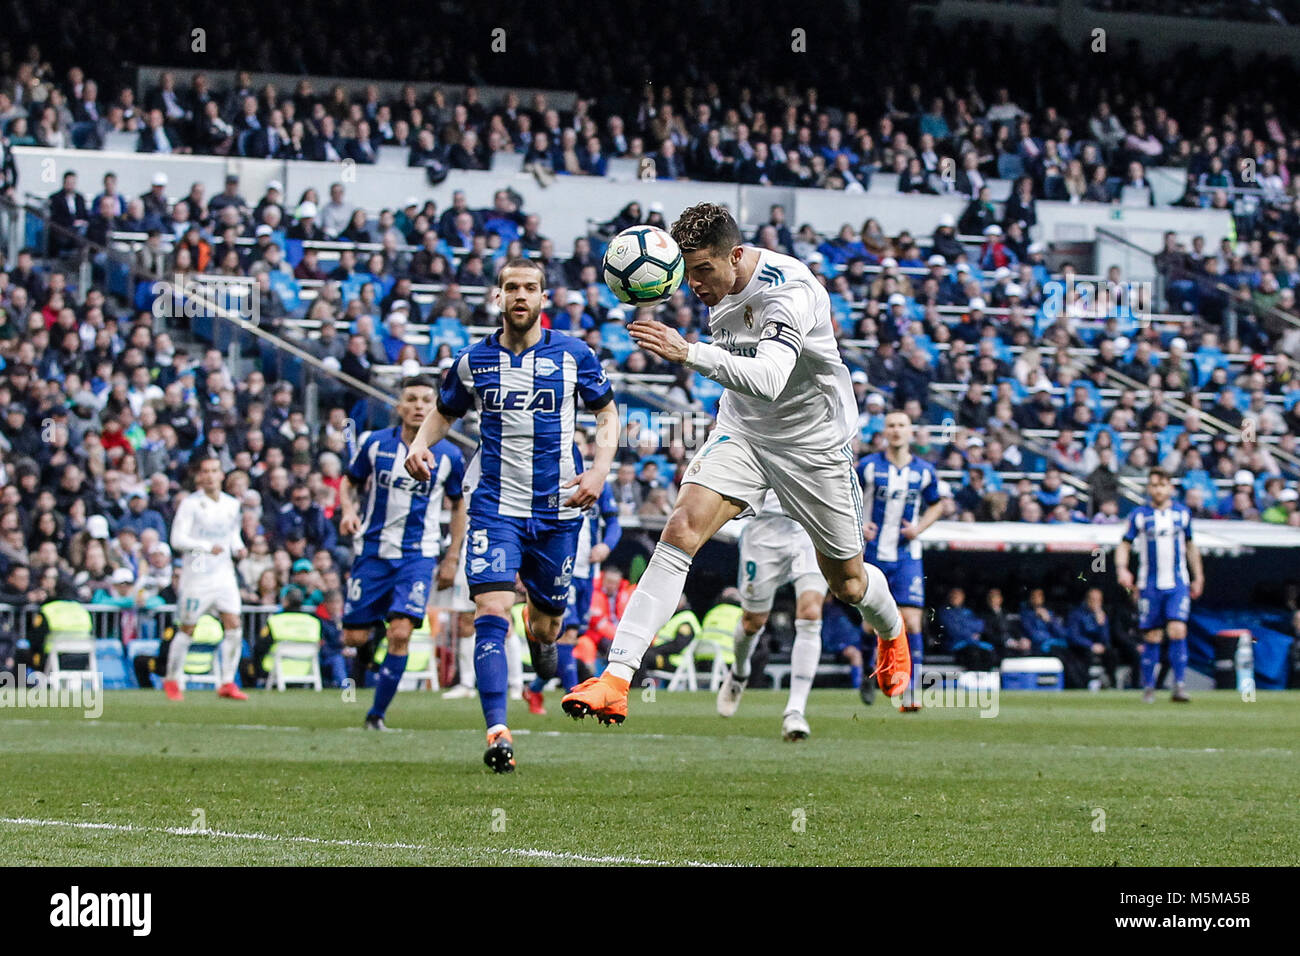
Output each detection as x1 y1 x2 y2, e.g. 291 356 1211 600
338 476 362 537
404 406 456 481
684 336 799 402
1115 540 1134 591
436 495 469 590
1187 539 1204 600
564 403 619 509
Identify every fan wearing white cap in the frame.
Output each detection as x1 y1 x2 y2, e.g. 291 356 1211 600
979 223 1019 272
167 454 248 702
1115 468 1204 704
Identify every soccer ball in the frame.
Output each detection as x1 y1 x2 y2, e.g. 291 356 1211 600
602 225 685 306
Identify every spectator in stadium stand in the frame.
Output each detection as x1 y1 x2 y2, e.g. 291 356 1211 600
1064 587 1116 689
1019 588 1068 656
275 482 337 557
937 587 996 671
958 186 997 238
983 588 1031 659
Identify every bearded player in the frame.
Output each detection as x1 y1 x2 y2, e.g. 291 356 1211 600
562 203 910 725
404 258 619 772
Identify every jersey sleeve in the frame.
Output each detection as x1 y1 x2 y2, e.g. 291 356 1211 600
575 345 614 410
1182 507 1194 541
683 282 813 402
437 351 474 418
169 497 203 552
443 444 466 500
346 434 373 484
921 466 942 506
598 486 622 550
1122 509 1141 543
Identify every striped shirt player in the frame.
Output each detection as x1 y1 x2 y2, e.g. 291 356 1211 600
857 451 942 609
1122 501 1194 630
342 427 465 627
438 329 614 613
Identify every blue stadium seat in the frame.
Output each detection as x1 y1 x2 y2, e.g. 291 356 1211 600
693 374 724 414
429 317 470 353
997 154 1025 179
268 272 302 313
95 638 133 689
600 323 637 363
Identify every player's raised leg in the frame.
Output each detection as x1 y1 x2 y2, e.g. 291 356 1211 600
564 481 745 723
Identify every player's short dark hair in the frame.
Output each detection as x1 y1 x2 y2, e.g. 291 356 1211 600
671 203 743 256
1149 467 1171 482
400 374 437 392
495 256 545 288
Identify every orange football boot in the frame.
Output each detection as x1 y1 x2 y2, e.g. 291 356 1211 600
871 625 912 700
561 673 629 725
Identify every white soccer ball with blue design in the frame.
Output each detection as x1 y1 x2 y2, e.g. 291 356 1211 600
602 225 685 306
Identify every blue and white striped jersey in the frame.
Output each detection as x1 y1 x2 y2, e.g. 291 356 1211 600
347 428 465 560
438 330 614 521
1123 503 1193 592
573 485 621 579
857 452 942 563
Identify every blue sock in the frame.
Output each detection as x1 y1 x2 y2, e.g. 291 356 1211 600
1170 639 1188 684
557 643 578 691
528 676 545 693
908 632 923 689
849 664 862 688
1141 642 1161 689
474 615 509 729
368 653 407 720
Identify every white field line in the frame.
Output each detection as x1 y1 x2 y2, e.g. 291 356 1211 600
0 816 729 867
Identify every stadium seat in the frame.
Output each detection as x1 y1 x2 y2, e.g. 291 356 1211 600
600 323 637 363
42 601 98 692
183 615 225 690
268 272 303 313
94 638 133 689
374 625 440 691
666 617 735 692
263 618 323 693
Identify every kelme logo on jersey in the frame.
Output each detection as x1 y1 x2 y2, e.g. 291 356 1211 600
481 386 557 413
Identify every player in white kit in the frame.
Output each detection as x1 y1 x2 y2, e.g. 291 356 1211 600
564 203 909 726
716 490 827 741
165 455 247 701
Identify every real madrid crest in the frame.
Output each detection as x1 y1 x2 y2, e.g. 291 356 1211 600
743 305 754 329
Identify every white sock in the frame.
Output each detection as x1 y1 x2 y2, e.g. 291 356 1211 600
732 618 763 682
606 543 693 682
856 563 902 641
457 635 475 688
786 619 821 715
166 629 193 682
219 628 243 685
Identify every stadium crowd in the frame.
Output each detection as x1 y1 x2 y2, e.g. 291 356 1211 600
2 10 1300 686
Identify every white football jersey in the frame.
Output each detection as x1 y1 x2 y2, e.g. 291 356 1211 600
170 490 244 584
703 249 856 452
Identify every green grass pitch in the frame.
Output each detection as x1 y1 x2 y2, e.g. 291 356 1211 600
2 689 1297 866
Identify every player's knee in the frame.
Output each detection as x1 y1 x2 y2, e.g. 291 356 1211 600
794 594 823 621
528 609 563 644
342 628 370 648
740 610 768 634
660 509 707 556
386 617 414 654
831 576 866 607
